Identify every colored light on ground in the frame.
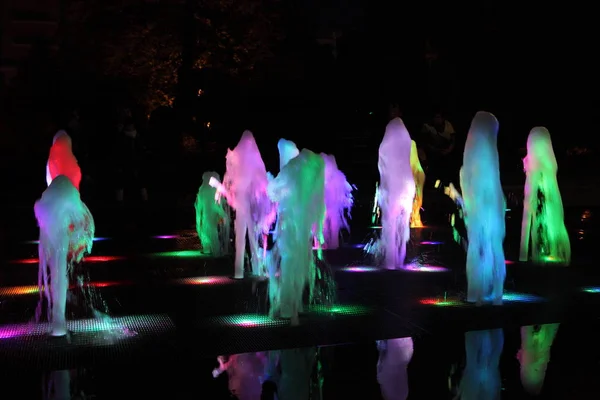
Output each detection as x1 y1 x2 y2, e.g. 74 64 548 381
420 241 443 245
369 226 382 229
0 285 39 296
502 292 544 302
0 314 174 340
419 291 544 307
505 260 515 264
352 244 365 249
0 281 127 297
419 298 463 307
341 266 379 273
309 304 371 316
153 235 179 239
174 276 232 285
150 250 208 258
401 264 449 273
84 256 125 262
216 314 288 328
582 287 600 293
9 255 125 264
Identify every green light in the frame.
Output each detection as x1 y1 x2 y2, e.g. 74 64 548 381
150 250 208 258
308 304 371 316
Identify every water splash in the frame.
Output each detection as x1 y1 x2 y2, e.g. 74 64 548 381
267 149 326 324
409 140 425 228
520 127 571 265
34 176 95 336
195 171 231 257
321 153 354 249
374 118 415 269
447 112 506 305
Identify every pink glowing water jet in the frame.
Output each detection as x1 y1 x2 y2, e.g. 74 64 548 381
211 131 275 278
34 175 95 336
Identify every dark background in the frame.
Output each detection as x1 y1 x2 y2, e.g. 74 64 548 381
0 0 595 211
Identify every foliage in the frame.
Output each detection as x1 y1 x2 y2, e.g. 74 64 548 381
60 0 281 111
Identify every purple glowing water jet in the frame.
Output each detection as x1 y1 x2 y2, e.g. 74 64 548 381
374 117 415 269
320 153 353 249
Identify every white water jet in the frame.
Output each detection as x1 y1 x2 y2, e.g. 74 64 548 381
34 175 95 336
520 127 570 265
377 117 415 268
277 138 300 171
320 153 353 249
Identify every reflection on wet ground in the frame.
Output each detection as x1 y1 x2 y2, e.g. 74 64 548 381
3 320 600 399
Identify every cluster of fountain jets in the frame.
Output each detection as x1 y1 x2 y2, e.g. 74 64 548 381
37 111 570 398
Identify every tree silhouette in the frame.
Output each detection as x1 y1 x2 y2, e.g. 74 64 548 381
60 0 281 111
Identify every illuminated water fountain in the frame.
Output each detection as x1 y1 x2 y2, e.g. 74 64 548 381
210 131 275 278
520 127 570 265
446 112 506 305
46 130 81 191
34 176 95 337
409 140 425 228
194 171 231 256
267 149 326 324
368 118 415 269
320 153 354 249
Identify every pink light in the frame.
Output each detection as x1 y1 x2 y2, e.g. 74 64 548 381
420 241 443 245
0 325 31 339
176 276 232 285
505 260 515 264
342 266 379 273
153 235 179 239
401 264 449 273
